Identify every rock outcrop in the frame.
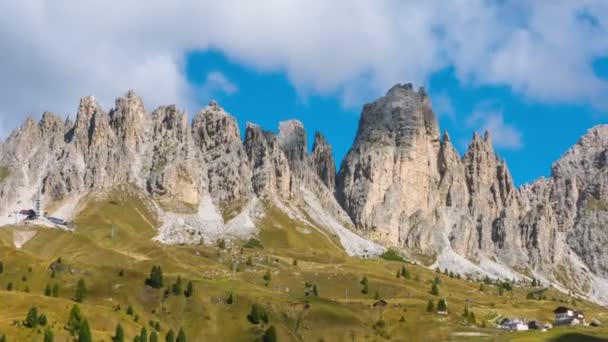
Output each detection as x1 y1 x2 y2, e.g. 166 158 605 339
1 85 608 303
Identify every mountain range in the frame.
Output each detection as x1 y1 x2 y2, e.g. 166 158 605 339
1 83 607 304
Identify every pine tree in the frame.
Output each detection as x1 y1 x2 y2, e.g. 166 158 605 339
67 305 83 336
139 327 147 342
361 282 369 294
74 278 87 303
165 329 175 342
0 334 5 342
434 276 441 285
431 283 439 296
52 284 59 297
6 282 12 291
401 266 411 280
150 331 159 342
145 266 164 289
38 314 48 326
113 323 124 342
374 290 380 300
25 306 39 328
44 328 54 342
0 261 3 273
171 276 183 296
184 281 193 298
437 299 448 313
176 329 186 342
312 285 318 297
226 293 234 304
247 304 261 324
360 276 368 285
246 257 253 266
262 325 277 342
426 300 435 313
396 269 401 278
263 271 271 282
45 284 52 296
479 283 484 292
78 319 92 342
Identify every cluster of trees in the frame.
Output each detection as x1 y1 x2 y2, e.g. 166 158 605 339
360 276 369 294
247 304 270 325
426 298 448 314
526 288 548 300
111 324 186 342
430 277 441 296
44 283 60 297
145 266 164 289
66 305 92 342
531 277 543 288
169 276 194 298
246 304 275 342
395 266 411 280
24 307 47 328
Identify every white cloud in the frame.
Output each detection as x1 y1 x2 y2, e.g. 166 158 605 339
201 71 238 97
468 109 523 150
0 1 607 137
431 93 455 119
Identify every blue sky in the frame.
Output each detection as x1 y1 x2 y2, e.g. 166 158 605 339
1 1 608 186
186 50 607 186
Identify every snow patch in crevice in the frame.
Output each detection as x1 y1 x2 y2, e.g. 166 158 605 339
299 187 385 257
154 194 258 245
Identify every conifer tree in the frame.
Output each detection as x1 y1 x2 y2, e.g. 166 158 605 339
139 327 147 342
6 282 12 291
45 284 51 296
38 314 48 326
74 278 87 303
0 334 5 342
184 281 193 298
112 323 124 342
52 284 59 297
145 266 164 289
262 325 277 342
0 261 3 273
165 329 175 342
226 293 234 304
437 299 448 313
247 304 261 324
426 300 435 313
44 328 54 342
25 306 39 328
150 331 159 342
78 319 92 342
171 276 182 296
431 283 439 296
176 329 186 342
67 305 83 336
374 290 380 300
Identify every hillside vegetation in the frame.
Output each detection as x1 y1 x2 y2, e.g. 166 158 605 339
0 191 607 341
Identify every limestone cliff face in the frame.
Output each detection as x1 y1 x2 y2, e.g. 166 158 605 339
337 84 608 303
337 84 441 243
1 86 608 302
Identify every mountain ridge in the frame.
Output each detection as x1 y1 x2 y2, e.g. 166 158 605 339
1 84 607 304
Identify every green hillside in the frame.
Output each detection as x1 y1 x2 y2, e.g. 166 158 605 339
0 191 607 341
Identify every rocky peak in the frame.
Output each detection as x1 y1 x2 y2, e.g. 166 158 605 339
311 132 336 190
192 101 241 151
278 120 307 163
70 95 113 149
244 122 292 198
